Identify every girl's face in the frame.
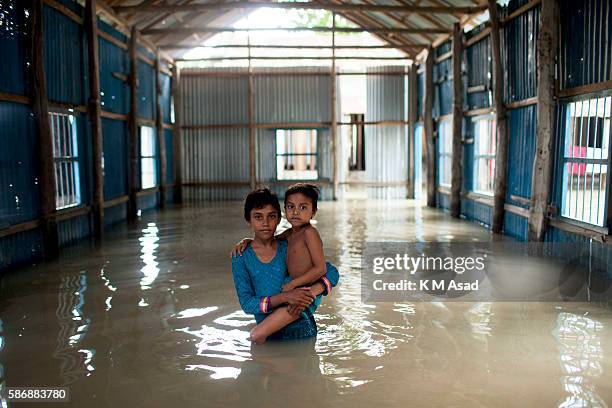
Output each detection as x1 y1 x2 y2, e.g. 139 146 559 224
284 193 316 228
248 204 281 240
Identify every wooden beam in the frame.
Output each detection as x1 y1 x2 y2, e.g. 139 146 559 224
31 0 59 258
176 56 412 61
424 45 436 208
85 0 104 238
528 0 559 241
160 44 425 50
155 51 167 209
503 0 541 24
180 71 409 78
408 63 418 199
128 26 139 220
450 22 463 218
143 26 451 36
464 27 490 47
488 0 509 233
172 65 183 204
115 2 486 15
331 13 338 200
0 92 30 104
558 80 612 98
43 0 83 24
321 0 417 55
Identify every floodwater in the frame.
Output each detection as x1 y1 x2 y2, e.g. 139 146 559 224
1 200 612 407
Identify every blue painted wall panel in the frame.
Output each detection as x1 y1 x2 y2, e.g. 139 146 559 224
99 37 129 115
0 102 39 227
102 118 128 200
0 229 43 270
506 105 536 207
104 203 127 228
43 5 86 105
164 128 173 185
559 0 611 89
0 0 28 95
137 60 155 120
465 35 491 110
58 213 91 247
503 212 528 241
501 1 539 103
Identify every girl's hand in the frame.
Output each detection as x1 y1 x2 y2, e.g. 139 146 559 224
282 282 295 292
230 238 252 257
287 304 306 316
283 288 314 308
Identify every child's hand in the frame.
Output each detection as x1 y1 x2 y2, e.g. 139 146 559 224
287 304 305 316
282 282 295 292
230 238 252 257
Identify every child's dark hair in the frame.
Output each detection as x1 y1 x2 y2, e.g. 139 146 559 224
284 183 320 212
244 187 282 221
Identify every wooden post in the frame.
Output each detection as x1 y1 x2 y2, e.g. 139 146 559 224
488 0 509 233
331 13 338 200
85 0 104 237
528 0 559 241
128 26 139 219
155 51 167 208
450 22 463 217
30 0 59 258
248 29 256 191
408 64 418 199
171 65 183 204
424 45 436 208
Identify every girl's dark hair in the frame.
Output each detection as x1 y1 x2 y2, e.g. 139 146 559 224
244 187 282 221
284 183 320 212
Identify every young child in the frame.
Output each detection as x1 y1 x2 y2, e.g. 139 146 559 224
233 183 337 343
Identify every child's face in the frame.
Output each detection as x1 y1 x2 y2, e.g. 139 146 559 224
248 204 280 240
284 193 316 228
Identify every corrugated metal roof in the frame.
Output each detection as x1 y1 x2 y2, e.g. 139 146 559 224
111 0 485 60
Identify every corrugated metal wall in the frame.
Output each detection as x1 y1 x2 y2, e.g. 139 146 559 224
501 2 539 103
180 66 333 201
99 35 129 114
0 0 28 96
137 61 156 120
0 0 172 271
558 0 611 90
102 118 128 200
465 29 491 111
433 41 453 118
506 105 537 207
364 66 409 199
43 5 87 105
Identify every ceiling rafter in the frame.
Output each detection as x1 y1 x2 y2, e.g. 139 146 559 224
114 1 487 14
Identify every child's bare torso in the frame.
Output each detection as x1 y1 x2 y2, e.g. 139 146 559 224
285 225 315 279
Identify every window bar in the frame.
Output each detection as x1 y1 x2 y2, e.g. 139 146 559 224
582 98 593 223
569 101 583 219
66 116 75 206
602 96 612 225
58 160 64 209
589 97 600 224
565 104 574 218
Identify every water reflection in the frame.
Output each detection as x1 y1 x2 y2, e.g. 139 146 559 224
54 272 92 384
139 223 160 290
553 312 606 407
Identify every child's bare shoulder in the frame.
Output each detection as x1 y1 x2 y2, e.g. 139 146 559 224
303 224 322 240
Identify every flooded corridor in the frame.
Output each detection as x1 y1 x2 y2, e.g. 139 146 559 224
1 200 612 407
